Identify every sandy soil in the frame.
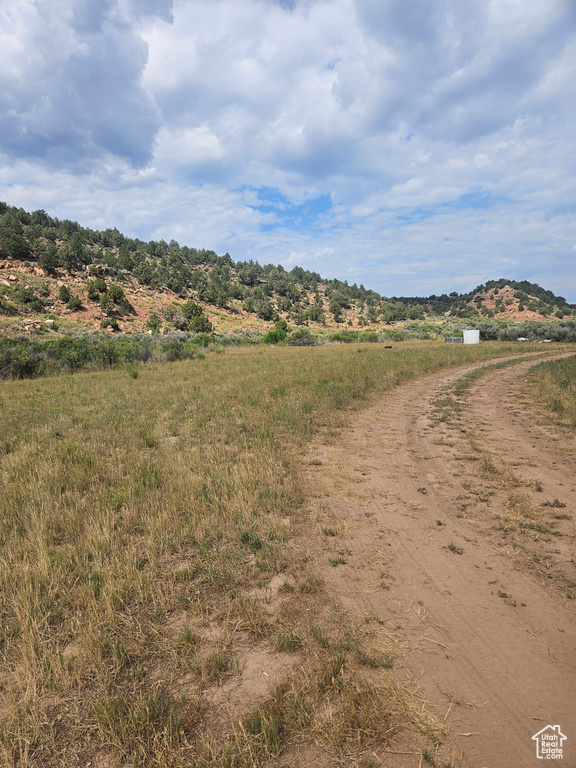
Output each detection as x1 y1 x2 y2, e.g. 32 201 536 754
302 353 576 767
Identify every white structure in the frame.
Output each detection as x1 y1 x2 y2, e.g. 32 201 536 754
463 329 480 344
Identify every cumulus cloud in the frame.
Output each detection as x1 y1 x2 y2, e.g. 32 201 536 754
0 0 168 167
1 0 575 299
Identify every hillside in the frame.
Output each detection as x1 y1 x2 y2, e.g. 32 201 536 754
1 201 574 337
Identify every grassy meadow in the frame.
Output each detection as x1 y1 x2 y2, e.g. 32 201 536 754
0 341 547 766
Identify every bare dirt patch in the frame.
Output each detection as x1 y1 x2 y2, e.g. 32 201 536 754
300 354 576 767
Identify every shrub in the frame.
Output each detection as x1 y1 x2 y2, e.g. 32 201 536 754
262 328 287 344
99 293 115 315
107 284 125 304
162 341 183 361
331 330 358 343
305 305 325 323
67 295 82 311
101 318 119 331
96 337 120 366
86 282 99 301
0 341 42 379
12 286 45 313
288 329 316 346
191 332 211 347
146 312 162 332
189 314 213 333
38 244 59 272
255 299 276 321
183 300 204 319
59 285 71 303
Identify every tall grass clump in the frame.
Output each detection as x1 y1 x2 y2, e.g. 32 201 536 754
0 341 533 764
524 354 576 428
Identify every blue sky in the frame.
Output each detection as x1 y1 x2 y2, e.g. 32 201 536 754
1 0 575 300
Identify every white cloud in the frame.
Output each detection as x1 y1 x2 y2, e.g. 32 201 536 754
1 0 575 300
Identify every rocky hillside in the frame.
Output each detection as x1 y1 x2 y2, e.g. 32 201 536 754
1 201 574 336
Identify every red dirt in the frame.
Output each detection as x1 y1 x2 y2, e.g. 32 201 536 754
303 354 576 767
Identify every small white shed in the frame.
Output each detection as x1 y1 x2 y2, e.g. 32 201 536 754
463 329 480 344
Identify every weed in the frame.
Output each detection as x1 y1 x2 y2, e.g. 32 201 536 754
93 691 185 761
204 646 239 684
240 530 263 553
503 492 539 521
299 575 322 593
276 632 302 652
234 596 269 636
310 626 330 648
323 682 399 747
246 710 282 754
141 431 158 448
542 498 566 508
318 651 346 692
288 693 312 726
131 663 145 682
447 543 464 555
175 626 198 656
422 747 438 765
355 648 394 669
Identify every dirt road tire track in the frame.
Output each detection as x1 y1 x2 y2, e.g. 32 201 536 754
303 353 576 767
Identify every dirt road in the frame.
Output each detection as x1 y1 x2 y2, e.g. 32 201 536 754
304 354 576 767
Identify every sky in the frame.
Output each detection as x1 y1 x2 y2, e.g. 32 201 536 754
1 0 575 301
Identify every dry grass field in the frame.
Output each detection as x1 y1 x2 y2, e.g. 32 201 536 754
0 341 554 767
525 354 576 428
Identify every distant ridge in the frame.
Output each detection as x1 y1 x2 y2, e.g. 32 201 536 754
1 200 574 334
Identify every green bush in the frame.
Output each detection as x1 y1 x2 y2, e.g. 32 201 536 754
108 284 125 304
262 328 287 344
86 281 100 301
255 299 276 321
188 314 213 333
38 244 59 272
59 285 71 303
101 318 119 331
12 286 45 313
86 279 107 301
183 300 204 319
191 332 212 347
305 305 325 323
161 341 183 361
99 293 115 315
331 330 358 343
146 313 162 332
67 295 82 311
0 341 42 379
